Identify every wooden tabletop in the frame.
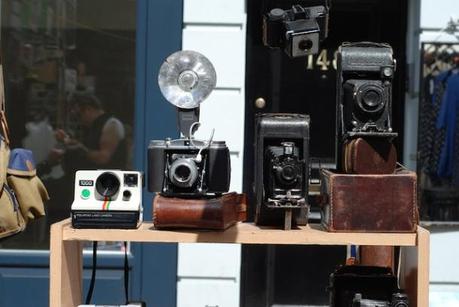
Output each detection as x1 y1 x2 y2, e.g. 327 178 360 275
55 219 420 246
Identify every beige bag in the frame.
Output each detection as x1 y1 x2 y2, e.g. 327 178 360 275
7 150 49 223
0 62 48 238
0 62 26 238
0 183 26 238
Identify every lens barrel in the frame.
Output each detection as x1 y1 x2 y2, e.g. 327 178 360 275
356 83 385 113
169 158 199 188
96 172 121 198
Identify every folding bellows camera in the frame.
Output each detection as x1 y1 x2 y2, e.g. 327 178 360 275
148 50 230 197
337 42 397 139
255 113 310 228
148 139 230 196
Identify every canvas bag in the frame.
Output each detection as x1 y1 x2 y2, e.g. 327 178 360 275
0 62 26 238
7 149 49 223
0 62 49 238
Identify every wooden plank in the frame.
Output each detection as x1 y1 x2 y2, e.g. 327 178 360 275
400 226 430 307
417 226 430 307
50 220 83 307
60 219 417 246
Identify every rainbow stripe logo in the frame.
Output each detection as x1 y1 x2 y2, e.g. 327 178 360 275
102 197 111 210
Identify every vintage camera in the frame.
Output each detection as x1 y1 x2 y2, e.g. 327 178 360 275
337 42 397 139
71 170 143 229
262 1 330 57
148 50 230 197
255 113 309 229
265 141 305 204
148 138 230 196
352 293 409 307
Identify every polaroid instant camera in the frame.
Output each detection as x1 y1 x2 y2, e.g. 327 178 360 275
71 170 143 229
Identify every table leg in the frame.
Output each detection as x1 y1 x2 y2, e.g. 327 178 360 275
400 226 430 307
50 220 83 307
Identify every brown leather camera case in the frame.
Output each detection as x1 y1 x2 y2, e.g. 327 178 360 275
343 137 397 175
320 169 418 232
153 192 247 230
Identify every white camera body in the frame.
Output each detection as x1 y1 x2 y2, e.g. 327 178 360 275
71 170 143 229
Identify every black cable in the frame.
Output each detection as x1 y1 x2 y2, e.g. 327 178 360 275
124 241 129 304
85 241 98 304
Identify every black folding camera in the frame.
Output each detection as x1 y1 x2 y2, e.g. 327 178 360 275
254 113 309 229
329 265 408 307
148 139 230 197
352 293 409 307
262 1 330 57
265 141 305 203
337 42 397 139
148 50 231 197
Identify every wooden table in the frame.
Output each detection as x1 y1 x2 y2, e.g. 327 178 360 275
49 218 429 307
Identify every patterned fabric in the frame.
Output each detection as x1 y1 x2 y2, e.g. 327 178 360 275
437 72 459 180
418 74 434 168
423 72 448 179
454 84 459 186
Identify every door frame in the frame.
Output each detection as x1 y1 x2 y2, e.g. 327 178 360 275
130 0 182 305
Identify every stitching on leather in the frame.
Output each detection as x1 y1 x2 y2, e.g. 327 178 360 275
330 172 334 229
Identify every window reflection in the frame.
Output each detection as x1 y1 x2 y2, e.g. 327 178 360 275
0 0 136 250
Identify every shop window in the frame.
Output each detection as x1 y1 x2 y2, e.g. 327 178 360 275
0 0 137 250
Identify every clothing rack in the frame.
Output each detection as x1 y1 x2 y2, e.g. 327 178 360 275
418 42 459 221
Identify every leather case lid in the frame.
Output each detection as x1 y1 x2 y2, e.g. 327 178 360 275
153 192 247 230
343 137 397 174
321 169 418 232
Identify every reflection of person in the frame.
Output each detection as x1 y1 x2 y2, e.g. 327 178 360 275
55 92 127 172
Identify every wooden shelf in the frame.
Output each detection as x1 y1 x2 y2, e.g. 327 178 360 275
50 218 429 307
60 219 418 246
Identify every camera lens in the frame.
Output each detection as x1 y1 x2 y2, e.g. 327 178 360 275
281 165 297 182
391 293 408 307
275 162 300 188
96 172 120 198
357 84 385 113
169 158 199 188
175 165 191 182
362 90 381 108
298 39 313 51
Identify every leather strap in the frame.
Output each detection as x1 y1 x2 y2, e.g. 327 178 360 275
0 63 10 145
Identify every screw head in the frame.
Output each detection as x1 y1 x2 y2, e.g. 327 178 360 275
255 97 266 109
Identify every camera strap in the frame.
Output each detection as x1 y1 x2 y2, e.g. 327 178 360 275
85 241 98 304
124 241 129 304
84 241 130 304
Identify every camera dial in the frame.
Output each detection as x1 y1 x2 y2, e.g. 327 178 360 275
169 158 199 188
96 172 120 198
356 84 385 113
